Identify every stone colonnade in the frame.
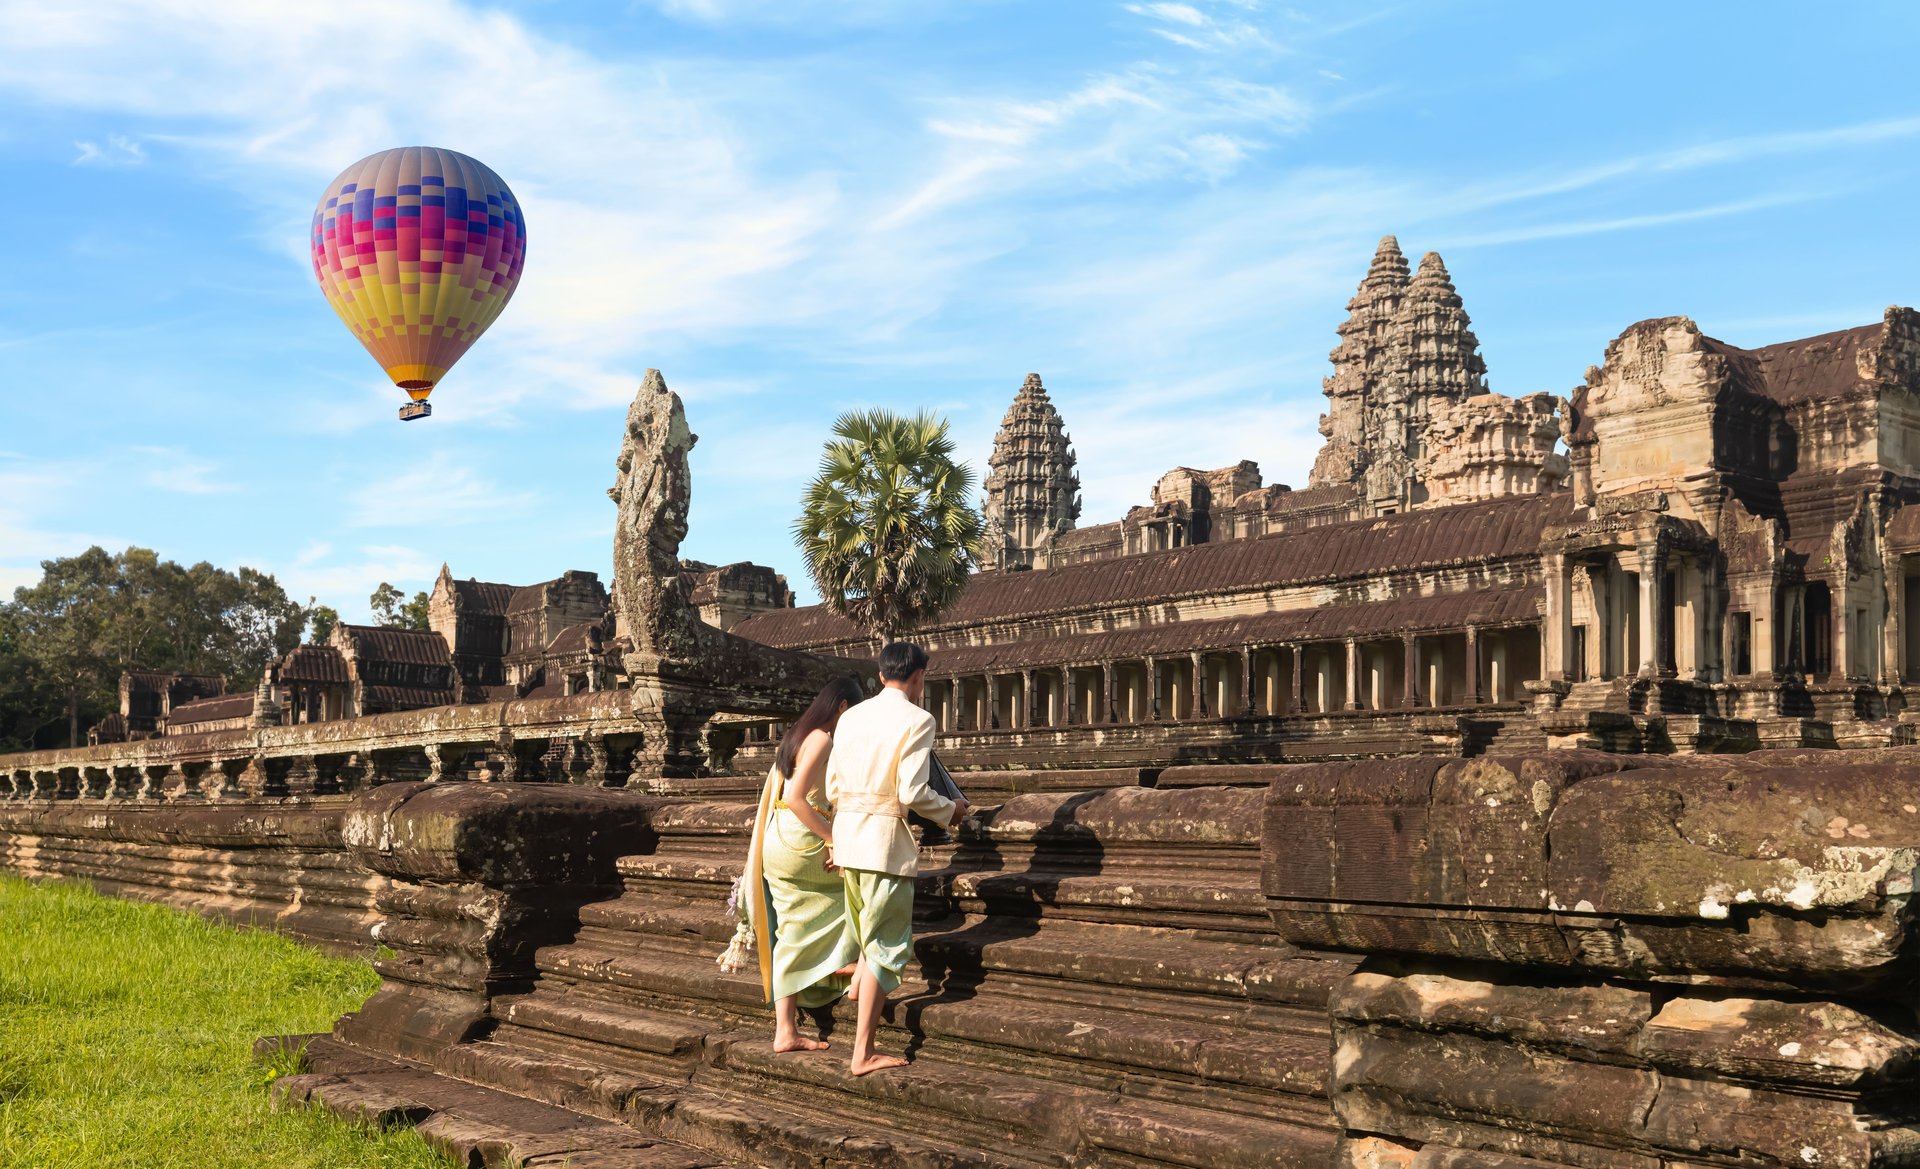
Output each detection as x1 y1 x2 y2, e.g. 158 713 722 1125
923 623 1540 732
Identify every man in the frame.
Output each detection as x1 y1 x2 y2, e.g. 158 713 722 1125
825 640 969 1076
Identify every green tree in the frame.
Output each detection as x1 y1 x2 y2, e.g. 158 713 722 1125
308 603 340 644
794 408 983 642
7 547 309 748
11 547 119 748
369 583 430 630
0 604 48 752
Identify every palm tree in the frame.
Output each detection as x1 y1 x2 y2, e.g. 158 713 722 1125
794 409 984 642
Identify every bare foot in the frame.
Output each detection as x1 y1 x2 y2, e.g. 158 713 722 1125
773 1035 829 1053
849 1052 909 1076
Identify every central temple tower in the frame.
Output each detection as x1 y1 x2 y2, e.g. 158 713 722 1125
1309 237 1491 512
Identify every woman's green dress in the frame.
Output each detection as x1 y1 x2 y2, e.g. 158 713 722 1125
756 770 857 1008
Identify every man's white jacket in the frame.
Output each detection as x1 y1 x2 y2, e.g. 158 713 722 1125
826 686 957 878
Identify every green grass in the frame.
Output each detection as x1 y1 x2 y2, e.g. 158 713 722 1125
0 875 454 1169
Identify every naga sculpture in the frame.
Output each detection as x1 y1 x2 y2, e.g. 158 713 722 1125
610 368 701 666
608 370 869 778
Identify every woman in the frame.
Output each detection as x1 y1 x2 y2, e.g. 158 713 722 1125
741 674 866 1052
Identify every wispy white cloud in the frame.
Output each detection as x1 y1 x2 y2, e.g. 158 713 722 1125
1124 0 1277 53
0 457 125 597
346 451 536 530
72 132 145 166
1439 192 1824 249
129 446 233 495
276 543 439 620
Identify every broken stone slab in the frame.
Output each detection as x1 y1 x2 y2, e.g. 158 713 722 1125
1330 964 1653 1058
1633 995 1920 1088
1333 1022 1661 1147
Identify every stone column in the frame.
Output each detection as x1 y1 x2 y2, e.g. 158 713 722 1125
1402 634 1422 707
1543 551 1572 681
497 732 522 782
1103 663 1118 724
1148 659 1162 720
1637 541 1664 680
1883 551 1904 686
1060 667 1074 726
1021 669 1037 728
988 675 1002 729
1290 648 1305 714
1344 638 1361 710
1239 650 1254 716
1191 653 1208 718
1464 626 1482 704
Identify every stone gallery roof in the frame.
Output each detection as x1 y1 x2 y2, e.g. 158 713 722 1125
922 586 1541 676
1887 505 1920 551
1747 323 1884 405
279 645 349 685
507 582 556 615
339 625 452 667
166 694 255 726
544 623 599 656
452 578 517 614
363 684 457 710
737 493 1570 651
1048 522 1122 553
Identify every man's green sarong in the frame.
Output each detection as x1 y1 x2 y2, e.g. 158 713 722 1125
762 805 858 1008
842 867 915 995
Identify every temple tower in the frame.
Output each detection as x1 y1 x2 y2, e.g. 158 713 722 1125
1310 235 1410 491
982 373 1080 571
1371 251 1489 507
1309 240 1492 512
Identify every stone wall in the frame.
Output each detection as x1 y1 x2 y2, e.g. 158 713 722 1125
11 732 1920 1166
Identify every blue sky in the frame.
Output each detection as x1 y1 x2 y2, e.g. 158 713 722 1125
4 2 1919 619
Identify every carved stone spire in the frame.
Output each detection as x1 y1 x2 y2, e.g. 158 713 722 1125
1310 235 1409 490
1391 251 1488 403
982 373 1081 571
1358 250 1490 506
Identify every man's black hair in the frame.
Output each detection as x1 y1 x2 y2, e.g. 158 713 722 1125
877 640 930 681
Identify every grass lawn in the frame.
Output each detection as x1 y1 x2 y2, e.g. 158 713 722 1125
0 874 453 1169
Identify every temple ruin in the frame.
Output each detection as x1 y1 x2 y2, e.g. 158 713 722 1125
8 239 1920 1168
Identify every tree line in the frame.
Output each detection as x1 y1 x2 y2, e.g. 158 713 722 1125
1 546 429 751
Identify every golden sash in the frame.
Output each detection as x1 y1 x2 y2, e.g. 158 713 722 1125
741 765 782 1003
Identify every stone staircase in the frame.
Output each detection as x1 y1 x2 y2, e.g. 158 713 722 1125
306 785 1353 1168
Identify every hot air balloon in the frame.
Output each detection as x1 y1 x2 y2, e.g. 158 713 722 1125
310 147 527 421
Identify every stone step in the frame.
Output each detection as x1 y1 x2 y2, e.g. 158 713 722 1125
530 929 1335 1099
1079 1093 1339 1169
615 850 1269 935
579 891 735 945
496 993 714 1060
440 1038 1026 1169
287 1034 732 1168
571 888 1349 1012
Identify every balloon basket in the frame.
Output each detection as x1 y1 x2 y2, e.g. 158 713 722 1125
398 401 433 422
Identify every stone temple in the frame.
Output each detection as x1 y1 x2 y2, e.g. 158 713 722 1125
11 238 1920 1168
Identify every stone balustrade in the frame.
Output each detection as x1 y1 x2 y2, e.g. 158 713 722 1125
0 689 685 807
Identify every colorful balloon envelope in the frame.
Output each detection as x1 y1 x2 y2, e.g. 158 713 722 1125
310 147 527 420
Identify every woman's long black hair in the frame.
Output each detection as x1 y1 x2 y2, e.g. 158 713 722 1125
774 674 867 780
